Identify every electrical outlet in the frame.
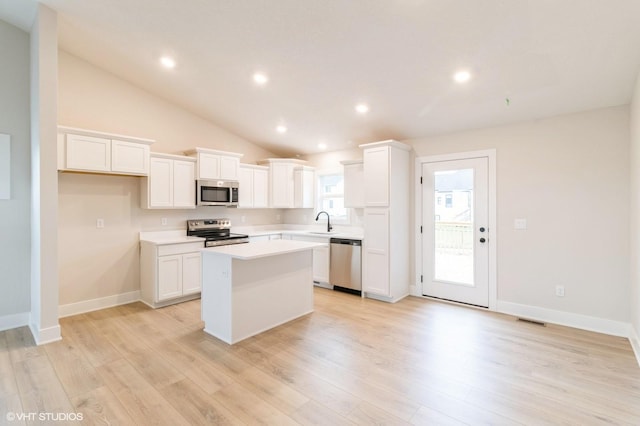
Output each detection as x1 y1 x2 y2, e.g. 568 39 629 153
96 218 104 229
241 215 246 223
161 218 168 226
555 285 565 297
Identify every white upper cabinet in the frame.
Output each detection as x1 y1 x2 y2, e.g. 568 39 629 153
141 153 196 209
363 146 390 207
341 160 364 208
238 164 269 208
185 147 243 181
58 126 153 176
258 158 311 208
294 166 315 208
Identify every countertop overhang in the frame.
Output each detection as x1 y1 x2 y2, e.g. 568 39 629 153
201 239 325 260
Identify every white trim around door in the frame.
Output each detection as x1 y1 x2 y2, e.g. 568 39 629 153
414 149 497 310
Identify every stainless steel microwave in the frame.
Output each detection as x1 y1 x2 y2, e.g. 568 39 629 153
196 180 239 207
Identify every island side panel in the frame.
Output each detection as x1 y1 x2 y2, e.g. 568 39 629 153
201 252 234 343
230 250 314 343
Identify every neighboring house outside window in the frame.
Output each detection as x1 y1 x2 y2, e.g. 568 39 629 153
316 170 349 225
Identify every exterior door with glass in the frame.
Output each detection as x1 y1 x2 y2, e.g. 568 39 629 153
422 157 489 307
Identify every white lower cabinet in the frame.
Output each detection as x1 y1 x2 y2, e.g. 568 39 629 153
140 241 202 308
289 234 329 284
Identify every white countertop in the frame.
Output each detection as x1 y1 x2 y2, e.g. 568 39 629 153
201 240 325 260
139 230 205 245
240 229 363 240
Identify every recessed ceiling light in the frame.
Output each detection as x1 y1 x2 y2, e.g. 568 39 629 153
355 103 369 114
318 143 327 150
253 73 269 85
160 56 176 69
453 70 471 83
276 125 287 133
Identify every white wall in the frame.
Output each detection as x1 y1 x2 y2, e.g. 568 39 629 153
30 4 60 344
0 19 31 326
57 51 282 307
408 106 630 323
629 73 640 355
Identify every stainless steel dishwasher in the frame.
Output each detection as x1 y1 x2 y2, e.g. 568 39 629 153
329 238 362 294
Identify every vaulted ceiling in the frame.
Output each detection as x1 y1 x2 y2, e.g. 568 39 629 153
3 0 640 156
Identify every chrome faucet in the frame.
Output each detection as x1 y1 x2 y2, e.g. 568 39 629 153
315 211 333 232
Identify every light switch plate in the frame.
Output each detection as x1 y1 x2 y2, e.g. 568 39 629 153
514 218 527 230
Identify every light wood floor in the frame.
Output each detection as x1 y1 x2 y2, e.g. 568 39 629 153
1 288 639 425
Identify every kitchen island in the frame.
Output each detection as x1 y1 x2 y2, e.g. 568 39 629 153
201 239 324 344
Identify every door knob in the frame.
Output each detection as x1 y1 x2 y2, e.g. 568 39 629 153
479 237 486 243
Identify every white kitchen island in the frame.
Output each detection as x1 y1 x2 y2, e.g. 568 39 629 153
201 240 324 344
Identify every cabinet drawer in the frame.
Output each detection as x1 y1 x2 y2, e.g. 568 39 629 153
158 242 204 256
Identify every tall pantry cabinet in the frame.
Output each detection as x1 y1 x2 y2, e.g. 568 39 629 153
360 140 411 302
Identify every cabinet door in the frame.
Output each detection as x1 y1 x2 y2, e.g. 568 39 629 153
238 167 254 208
66 134 111 172
182 252 201 295
313 245 330 283
344 162 365 208
149 157 173 207
253 169 269 208
111 139 149 175
158 255 182 301
271 163 293 207
220 156 240 180
363 147 389 207
173 160 196 208
199 153 220 180
294 169 315 208
363 208 390 296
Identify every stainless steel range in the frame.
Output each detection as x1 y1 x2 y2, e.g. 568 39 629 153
187 219 249 247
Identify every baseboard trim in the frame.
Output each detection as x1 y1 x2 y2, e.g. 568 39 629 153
0 312 29 332
58 290 141 318
630 325 640 367
496 300 630 337
28 322 61 345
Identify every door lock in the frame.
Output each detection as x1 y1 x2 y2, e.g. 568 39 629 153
479 237 487 243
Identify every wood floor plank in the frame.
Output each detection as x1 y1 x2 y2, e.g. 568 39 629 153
96 359 189 425
44 335 103 398
59 314 122 368
4 328 46 364
71 385 135 425
290 400 356 426
211 381 299 425
236 365 310 415
12 354 75 420
2 287 639 425
153 339 235 395
0 394 25 425
158 378 245 425
0 333 19 400
410 405 469 426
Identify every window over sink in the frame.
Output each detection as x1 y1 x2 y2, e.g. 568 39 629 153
316 170 350 225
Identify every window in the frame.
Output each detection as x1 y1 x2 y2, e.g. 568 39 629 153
316 171 349 224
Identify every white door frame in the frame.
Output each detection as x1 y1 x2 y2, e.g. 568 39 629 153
414 149 497 310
